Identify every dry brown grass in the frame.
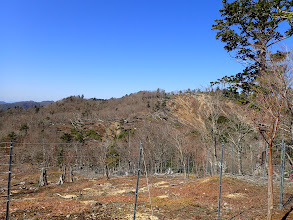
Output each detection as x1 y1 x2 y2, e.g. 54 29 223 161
1 173 293 219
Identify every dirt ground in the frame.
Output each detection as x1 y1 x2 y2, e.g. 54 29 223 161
1 170 293 219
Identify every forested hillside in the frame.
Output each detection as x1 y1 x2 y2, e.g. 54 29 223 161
1 89 290 179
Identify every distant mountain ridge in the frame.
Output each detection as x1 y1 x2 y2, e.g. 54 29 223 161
0 101 54 111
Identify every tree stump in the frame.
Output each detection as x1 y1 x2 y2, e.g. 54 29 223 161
57 165 66 185
69 166 74 182
57 173 65 185
39 168 48 187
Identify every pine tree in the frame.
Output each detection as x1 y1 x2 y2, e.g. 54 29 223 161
212 0 293 95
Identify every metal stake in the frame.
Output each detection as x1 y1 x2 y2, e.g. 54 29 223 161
133 141 143 220
279 140 286 209
217 143 224 220
6 141 13 220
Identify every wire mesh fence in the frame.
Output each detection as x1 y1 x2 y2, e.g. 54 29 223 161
0 140 292 219
0 142 12 219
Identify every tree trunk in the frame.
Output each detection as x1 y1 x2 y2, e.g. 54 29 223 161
182 160 187 179
291 119 293 143
127 160 131 175
259 49 267 76
210 136 218 175
237 150 243 175
64 165 67 181
267 144 273 220
187 155 190 179
250 147 254 175
105 164 110 180
231 145 234 174
212 154 218 175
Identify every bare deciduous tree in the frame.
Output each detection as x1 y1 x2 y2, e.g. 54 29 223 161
249 50 291 219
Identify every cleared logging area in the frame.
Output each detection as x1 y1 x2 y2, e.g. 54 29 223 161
1 141 293 219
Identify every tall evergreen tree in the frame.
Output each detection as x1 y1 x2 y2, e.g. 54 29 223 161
212 0 293 95
213 1 293 219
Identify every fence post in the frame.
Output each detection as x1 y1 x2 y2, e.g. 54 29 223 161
217 143 224 220
279 140 286 209
133 141 143 220
262 143 269 185
6 141 13 220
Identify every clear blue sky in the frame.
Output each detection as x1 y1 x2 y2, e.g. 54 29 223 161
0 0 245 102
